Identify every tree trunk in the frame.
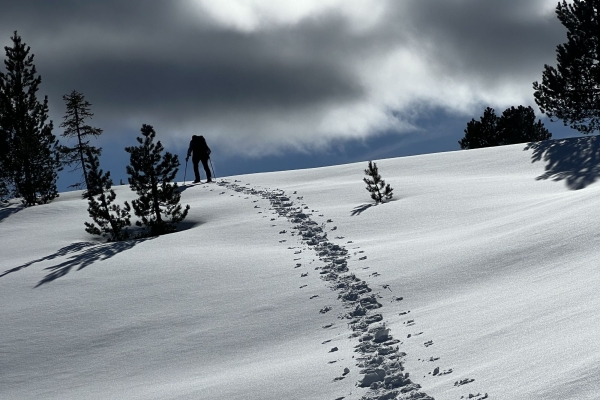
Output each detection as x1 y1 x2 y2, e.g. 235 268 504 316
74 107 90 191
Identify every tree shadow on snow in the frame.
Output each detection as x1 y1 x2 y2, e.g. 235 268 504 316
0 200 24 223
351 197 402 216
0 238 154 287
351 203 374 216
177 183 208 193
176 219 203 232
526 136 600 190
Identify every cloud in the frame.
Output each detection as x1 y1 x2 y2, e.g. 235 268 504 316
0 0 566 156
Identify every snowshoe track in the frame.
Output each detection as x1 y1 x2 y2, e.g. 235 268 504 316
218 180 434 400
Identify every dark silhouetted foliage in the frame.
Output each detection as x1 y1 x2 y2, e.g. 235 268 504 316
459 106 552 149
0 126 8 200
364 161 393 204
125 124 189 237
59 90 103 195
533 0 600 134
459 107 499 149
84 149 131 242
0 31 60 205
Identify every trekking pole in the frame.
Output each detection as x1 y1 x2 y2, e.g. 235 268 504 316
184 158 188 184
209 158 216 179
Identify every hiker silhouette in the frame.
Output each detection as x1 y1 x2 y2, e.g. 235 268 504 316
186 135 212 183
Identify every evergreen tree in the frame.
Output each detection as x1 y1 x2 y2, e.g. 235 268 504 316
0 126 9 201
459 107 499 150
0 31 60 205
459 106 551 149
125 124 189 237
533 0 600 134
84 149 131 242
497 106 552 145
59 90 103 194
364 161 393 204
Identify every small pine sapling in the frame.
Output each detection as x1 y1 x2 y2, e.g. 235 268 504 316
125 124 190 237
363 161 393 204
84 149 131 241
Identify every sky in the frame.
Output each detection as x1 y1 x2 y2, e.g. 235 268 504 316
0 0 582 190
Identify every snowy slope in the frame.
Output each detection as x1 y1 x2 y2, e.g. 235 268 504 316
2 137 600 400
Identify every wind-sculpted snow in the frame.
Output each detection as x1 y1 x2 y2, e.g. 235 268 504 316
218 180 434 400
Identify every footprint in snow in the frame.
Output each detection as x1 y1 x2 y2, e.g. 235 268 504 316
455 378 475 387
461 393 488 400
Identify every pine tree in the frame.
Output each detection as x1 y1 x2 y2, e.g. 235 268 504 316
0 31 60 205
125 124 189 237
497 106 552 145
459 106 551 149
59 90 103 195
0 126 9 201
84 149 131 242
533 0 600 134
364 161 393 204
459 107 499 150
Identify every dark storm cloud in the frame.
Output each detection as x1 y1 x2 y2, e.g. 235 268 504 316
395 0 564 82
0 1 366 134
40 26 363 117
0 1 175 34
0 0 568 154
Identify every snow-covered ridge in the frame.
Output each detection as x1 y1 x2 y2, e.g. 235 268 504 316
2 137 600 399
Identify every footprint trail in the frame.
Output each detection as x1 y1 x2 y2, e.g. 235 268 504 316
218 180 434 400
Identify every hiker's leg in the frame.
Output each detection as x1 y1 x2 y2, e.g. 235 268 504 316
192 158 201 182
201 158 211 181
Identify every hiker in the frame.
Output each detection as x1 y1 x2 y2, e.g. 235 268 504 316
186 135 212 183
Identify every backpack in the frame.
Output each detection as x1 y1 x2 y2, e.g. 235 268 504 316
192 135 211 158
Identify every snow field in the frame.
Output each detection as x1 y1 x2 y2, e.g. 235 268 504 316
2 138 600 399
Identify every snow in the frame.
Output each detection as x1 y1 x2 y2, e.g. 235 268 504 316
2 137 600 399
